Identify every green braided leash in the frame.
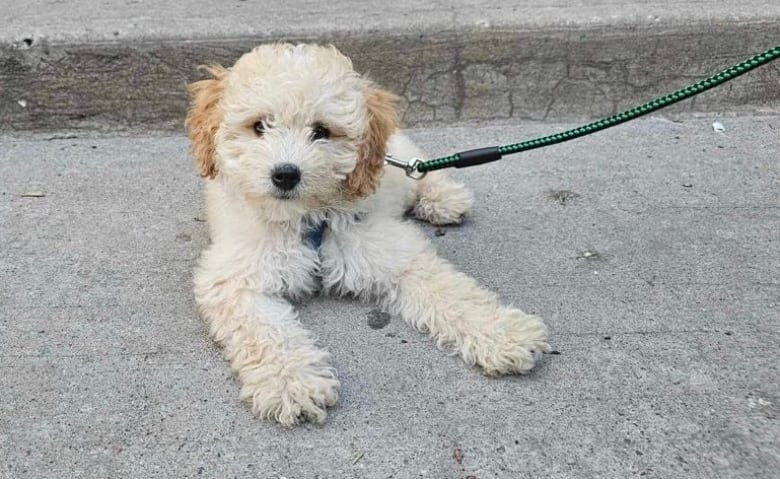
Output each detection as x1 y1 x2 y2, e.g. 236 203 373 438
413 44 780 174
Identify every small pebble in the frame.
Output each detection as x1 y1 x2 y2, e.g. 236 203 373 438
712 121 725 132
682 183 693 188
434 228 447 237
453 448 464 465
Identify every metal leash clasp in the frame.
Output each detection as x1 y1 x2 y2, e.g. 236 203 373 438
384 154 427 180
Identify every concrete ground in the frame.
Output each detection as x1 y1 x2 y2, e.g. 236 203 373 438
2 0 779 477
1 115 778 478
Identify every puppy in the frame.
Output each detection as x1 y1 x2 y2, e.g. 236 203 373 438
185 44 549 426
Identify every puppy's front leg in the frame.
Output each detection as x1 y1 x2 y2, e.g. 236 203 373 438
195 262 338 425
389 248 550 375
327 219 549 375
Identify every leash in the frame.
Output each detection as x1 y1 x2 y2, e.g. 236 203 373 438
385 44 780 179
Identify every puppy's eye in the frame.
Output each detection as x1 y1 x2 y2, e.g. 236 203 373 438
253 121 265 137
311 123 330 141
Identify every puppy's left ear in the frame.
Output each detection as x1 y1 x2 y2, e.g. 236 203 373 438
343 88 400 198
185 65 227 179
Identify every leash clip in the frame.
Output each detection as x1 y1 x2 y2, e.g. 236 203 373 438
385 155 427 180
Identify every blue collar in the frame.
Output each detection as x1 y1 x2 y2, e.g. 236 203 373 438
302 212 363 251
303 220 326 250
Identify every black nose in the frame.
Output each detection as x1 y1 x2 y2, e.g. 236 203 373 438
270 163 301 191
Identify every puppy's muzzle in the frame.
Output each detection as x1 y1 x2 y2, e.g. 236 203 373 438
271 163 301 191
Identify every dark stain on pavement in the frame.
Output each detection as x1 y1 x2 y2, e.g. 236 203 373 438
367 309 391 329
546 189 580 205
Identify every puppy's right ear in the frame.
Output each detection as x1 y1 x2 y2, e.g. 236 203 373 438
185 65 227 178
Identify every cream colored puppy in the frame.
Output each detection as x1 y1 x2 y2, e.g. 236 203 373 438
185 43 549 426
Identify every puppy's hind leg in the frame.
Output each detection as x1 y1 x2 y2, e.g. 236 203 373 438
413 171 474 225
388 133 473 225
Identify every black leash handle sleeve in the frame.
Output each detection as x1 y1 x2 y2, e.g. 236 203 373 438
453 146 503 168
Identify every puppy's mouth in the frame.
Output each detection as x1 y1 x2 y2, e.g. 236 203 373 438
271 187 301 200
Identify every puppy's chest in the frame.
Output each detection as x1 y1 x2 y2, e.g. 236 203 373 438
253 232 322 296
252 216 357 296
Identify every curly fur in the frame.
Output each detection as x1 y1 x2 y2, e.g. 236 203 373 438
185 43 549 426
185 65 227 178
343 88 400 199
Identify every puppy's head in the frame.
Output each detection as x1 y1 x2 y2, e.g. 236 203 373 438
185 44 399 219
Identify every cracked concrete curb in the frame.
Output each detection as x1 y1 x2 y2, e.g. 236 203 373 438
1 21 779 134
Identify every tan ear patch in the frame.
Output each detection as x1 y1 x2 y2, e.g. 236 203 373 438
185 65 227 178
343 88 400 199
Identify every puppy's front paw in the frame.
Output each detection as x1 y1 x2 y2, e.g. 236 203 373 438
238 360 339 426
465 308 550 376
